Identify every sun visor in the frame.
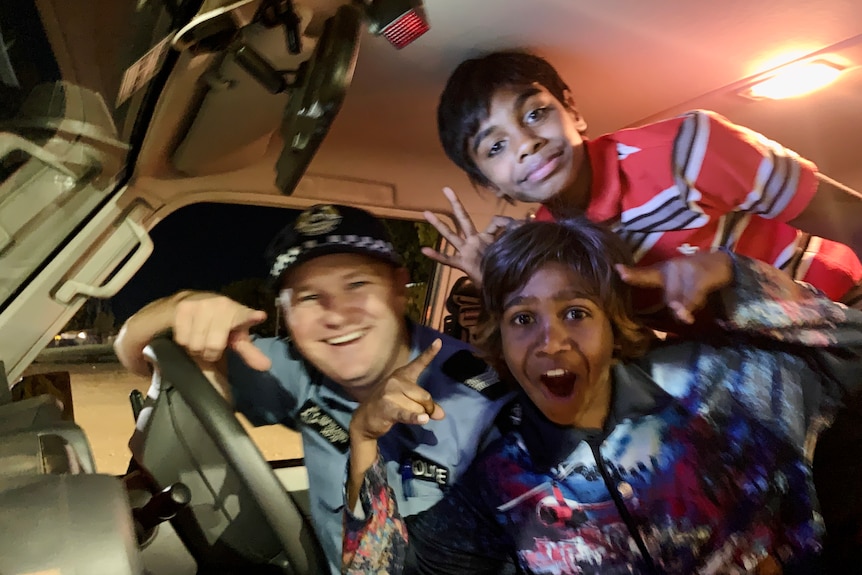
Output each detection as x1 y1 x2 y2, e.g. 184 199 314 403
275 3 360 195
172 2 319 176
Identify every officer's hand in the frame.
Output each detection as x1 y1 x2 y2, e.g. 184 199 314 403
350 340 445 442
421 187 518 288
173 293 271 371
616 251 733 324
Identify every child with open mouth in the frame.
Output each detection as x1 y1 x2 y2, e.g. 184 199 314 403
343 216 862 574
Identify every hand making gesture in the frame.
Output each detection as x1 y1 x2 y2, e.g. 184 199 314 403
616 251 734 324
348 340 444 507
422 187 519 287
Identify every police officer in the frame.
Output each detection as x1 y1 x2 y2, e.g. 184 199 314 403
114 204 514 574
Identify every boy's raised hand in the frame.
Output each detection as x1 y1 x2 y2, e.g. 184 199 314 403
422 187 517 287
346 340 444 509
349 339 445 442
616 251 733 324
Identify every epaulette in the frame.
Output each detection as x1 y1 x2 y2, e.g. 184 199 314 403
441 349 509 400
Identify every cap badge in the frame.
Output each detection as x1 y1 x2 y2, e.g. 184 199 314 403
295 205 342 236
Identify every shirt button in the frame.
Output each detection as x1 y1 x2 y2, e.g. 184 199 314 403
617 481 633 499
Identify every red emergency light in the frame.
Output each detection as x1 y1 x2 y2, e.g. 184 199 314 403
380 8 429 48
366 0 430 49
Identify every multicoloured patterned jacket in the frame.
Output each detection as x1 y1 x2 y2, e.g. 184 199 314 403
343 256 862 574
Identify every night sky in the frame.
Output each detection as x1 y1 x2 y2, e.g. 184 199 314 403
111 203 300 323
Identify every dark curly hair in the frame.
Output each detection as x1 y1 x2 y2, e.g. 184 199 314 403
474 218 653 377
437 50 574 189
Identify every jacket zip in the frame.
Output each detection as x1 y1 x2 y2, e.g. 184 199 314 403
588 439 660 574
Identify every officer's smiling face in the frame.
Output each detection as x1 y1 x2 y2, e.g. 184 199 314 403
281 253 411 400
499 262 615 429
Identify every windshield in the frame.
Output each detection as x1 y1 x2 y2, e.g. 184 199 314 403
0 0 190 310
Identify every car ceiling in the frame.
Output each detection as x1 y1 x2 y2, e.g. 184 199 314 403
132 0 862 224
311 0 862 189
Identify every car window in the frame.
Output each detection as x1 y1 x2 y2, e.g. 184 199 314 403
33 202 441 473
111 203 441 331
0 0 180 311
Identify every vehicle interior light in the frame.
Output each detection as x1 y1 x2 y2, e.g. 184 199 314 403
366 0 430 49
743 59 846 100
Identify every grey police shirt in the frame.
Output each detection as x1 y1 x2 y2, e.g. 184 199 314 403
227 322 514 575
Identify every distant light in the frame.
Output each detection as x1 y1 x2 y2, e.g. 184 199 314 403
743 59 846 100
77 331 87 339
54 335 61 340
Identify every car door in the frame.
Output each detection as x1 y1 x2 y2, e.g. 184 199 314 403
0 0 200 382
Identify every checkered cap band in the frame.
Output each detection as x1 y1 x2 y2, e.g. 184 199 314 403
265 204 404 284
269 234 399 279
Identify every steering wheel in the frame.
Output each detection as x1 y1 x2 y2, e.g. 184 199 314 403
142 334 325 575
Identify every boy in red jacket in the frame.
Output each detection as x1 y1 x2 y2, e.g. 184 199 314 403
427 51 862 317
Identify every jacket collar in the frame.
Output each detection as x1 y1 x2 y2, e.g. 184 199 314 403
517 360 674 470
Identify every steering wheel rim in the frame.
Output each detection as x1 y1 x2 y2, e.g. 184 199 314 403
144 334 325 575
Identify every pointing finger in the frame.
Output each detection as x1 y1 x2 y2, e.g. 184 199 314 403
615 264 665 289
663 267 697 324
399 339 443 383
676 279 715 324
201 306 256 362
201 307 267 363
230 335 273 371
669 301 695 325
